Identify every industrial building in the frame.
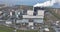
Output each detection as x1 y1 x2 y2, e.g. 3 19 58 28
16 4 45 29
0 3 45 29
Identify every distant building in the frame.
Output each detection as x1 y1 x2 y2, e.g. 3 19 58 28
0 4 7 8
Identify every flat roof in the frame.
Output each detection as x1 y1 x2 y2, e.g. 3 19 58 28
23 15 44 18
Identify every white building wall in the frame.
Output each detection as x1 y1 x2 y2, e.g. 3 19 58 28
16 19 29 23
23 15 44 18
6 21 12 24
34 18 44 23
0 11 2 14
27 10 33 15
29 22 34 26
37 10 44 16
10 12 12 16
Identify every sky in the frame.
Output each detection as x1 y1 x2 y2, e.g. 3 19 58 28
0 0 48 5
0 0 60 8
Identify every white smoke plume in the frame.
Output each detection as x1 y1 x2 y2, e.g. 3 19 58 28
56 0 60 5
34 0 60 7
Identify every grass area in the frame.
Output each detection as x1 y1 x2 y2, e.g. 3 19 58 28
0 25 14 32
17 30 39 32
0 25 39 32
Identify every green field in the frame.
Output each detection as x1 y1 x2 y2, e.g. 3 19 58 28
17 30 39 32
0 25 56 32
0 25 39 32
0 25 14 32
